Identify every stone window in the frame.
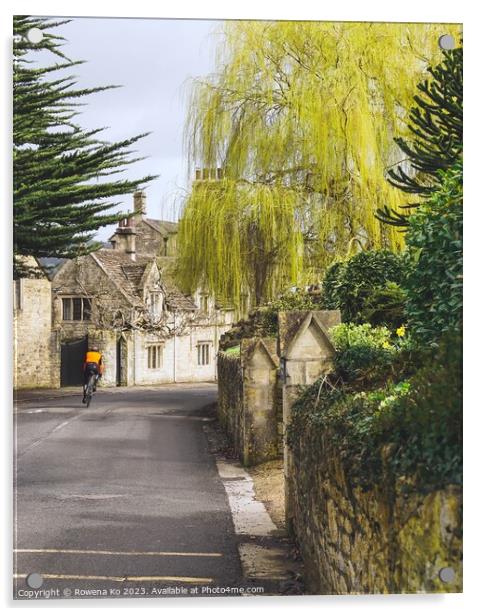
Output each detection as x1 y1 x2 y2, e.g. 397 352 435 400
149 292 162 318
199 295 209 313
147 344 163 369
62 297 92 321
197 341 211 366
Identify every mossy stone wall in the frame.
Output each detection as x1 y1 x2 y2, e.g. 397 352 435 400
291 427 462 593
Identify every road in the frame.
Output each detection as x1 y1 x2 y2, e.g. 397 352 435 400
14 384 279 600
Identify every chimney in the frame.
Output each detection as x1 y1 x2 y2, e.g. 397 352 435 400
114 216 137 261
125 216 136 261
133 190 146 224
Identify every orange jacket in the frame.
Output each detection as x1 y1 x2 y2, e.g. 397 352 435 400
83 351 104 374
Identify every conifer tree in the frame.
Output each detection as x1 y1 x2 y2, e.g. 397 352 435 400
376 46 463 227
13 16 156 276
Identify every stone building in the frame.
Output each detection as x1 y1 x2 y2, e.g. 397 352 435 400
48 192 234 387
109 191 178 257
13 257 59 389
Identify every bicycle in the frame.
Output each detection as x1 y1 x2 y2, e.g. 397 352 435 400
83 372 97 408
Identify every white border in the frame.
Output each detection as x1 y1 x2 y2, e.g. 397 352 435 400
1 1 479 615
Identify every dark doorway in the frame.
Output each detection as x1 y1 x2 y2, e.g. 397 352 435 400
60 337 88 386
116 336 127 386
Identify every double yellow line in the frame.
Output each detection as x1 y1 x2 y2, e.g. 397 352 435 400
15 548 222 558
14 547 224 584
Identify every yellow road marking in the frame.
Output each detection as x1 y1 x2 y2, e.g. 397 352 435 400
14 573 213 584
15 548 222 558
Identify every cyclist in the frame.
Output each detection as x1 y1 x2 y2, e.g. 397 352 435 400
82 345 104 403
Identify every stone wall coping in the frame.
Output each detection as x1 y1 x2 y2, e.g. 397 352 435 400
240 336 279 369
278 310 341 358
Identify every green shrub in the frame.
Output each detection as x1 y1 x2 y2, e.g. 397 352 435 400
321 250 408 326
288 332 462 490
405 162 462 346
385 332 462 486
319 261 345 310
330 323 396 380
224 345 240 356
257 290 318 336
360 282 407 329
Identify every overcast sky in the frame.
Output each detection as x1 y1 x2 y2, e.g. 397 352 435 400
35 16 221 240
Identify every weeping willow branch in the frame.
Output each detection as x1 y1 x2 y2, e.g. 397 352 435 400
178 20 462 306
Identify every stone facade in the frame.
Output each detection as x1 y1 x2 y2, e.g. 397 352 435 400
45 192 234 388
51 248 232 387
13 258 59 389
8 191 234 390
217 338 281 466
290 424 462 593
109 190 178 257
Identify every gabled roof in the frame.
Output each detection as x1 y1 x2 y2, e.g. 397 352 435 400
37 257 67 280
144 218 178 235
155 256 197 312
241 337 279 369
161 279 197 312
286 312 335 358
92 250 154 306
108 218 178 242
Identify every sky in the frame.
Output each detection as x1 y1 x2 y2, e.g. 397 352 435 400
34 16 221 240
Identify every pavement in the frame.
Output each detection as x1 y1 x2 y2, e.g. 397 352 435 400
13 384 300 601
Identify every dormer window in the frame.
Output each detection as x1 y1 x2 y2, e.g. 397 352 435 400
199 294 209 313
149 292 162 318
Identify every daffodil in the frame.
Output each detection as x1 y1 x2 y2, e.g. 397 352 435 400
382 341 391 349
396 325 406 338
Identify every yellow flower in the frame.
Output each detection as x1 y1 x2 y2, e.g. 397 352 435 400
396 325 406 338
382 341 391 349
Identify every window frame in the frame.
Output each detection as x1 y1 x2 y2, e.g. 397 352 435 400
197 341 211 366
147 343 164 369
199 294 209 313
61 296 92 322
149 291 162 318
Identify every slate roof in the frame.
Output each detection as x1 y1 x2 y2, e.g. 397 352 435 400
144 218 178 235
155 256 197 312
91 249 197 312
162 279 197 312
92 250 153 306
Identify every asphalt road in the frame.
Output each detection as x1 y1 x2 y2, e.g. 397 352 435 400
14 385 252 600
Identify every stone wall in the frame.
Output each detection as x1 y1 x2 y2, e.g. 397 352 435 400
135 220 164 256
278 310 341 529
290 427 462 594
217 351 244 457
13 276 59 389
217 337 281 465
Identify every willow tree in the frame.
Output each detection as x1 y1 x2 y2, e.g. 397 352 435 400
177 21 461 306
